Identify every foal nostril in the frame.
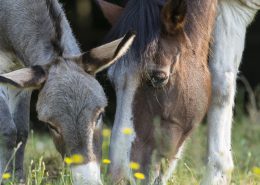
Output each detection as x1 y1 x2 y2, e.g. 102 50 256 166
149 71 169 88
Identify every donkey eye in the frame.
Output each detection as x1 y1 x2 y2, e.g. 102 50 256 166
48 124 60 135
148 71 169 88
96 112 104 128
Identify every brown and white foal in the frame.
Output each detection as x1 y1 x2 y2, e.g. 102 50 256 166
98 0 216 184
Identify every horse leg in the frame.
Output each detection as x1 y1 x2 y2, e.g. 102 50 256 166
0 96 17 180
11 91 31 183
200 0 256 183
201 0 260 184
202 70 236 185
201 35 239 185
131 143 184 185
153 145 184 185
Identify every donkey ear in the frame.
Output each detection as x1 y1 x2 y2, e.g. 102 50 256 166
96 0 124 25
161 0 187 33
0 66 47 88
80 31 135 75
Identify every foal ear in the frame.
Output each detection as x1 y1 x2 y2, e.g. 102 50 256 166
0 66 47 88
96 0 124 25
80 31 135 75
161 0 187 33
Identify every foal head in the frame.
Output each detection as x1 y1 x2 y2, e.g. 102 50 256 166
99 0 215 183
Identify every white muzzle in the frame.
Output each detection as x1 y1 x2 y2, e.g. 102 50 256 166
71 162 102 185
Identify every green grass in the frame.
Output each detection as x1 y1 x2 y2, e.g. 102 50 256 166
172 117 260 185
1 115 260 185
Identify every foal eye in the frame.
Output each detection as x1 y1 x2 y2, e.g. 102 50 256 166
148 71 169 88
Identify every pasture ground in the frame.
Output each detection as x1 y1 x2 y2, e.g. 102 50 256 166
2 91 260 185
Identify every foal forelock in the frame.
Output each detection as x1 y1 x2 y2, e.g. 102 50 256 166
106 0 164 67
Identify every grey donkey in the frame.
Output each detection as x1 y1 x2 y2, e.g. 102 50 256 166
0 0 135 184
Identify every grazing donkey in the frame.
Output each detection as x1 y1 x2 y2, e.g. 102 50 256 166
0 0 134 184
98 0 217 184
202 0 260 184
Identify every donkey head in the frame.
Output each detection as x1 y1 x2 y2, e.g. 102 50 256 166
99 0 213 183
0 33 135 185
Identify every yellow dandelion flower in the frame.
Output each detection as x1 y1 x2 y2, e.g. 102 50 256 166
71 154 84 164
64 157 73 165
129 162 140 170
252 166 260 175
122 128 133 135
134 172 145 180
102 129 111 137
102 159 111 164
2 173 11 180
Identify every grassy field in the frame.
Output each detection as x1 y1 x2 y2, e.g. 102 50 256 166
1 90 260 185
1 115 259 185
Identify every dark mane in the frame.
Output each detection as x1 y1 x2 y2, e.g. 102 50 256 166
46 0 64 57
106 0 166 64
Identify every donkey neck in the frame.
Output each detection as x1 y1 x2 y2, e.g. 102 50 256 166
0 0 80 68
